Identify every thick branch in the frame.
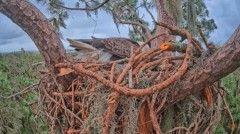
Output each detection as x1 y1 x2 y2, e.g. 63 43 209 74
165 25 240 110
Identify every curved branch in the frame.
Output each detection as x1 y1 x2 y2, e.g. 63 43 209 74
143 0 156 23
57 0 109 11
109 9 152 40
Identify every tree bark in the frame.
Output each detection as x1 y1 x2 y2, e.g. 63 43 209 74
154 0 176 48
0 0 73 88
164 25 240 110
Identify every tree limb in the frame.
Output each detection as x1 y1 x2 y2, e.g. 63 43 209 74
164 25 240 110
57 0 109 11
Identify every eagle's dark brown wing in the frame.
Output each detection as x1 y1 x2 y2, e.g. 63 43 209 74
70 37 140 58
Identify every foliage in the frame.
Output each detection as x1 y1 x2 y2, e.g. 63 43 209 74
34 0 216 42
35 0 69 34
0 51 47 134
182 0 217 37
219 69 240 133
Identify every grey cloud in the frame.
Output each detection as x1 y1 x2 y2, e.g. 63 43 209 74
206 0 240 44
0 32 24 40
0 40 10 45
0 13 35 51
0 14 25 42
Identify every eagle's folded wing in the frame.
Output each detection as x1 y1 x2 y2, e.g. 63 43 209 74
67 37 148 63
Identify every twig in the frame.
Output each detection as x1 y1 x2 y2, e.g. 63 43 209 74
168 126 191 134
43 89 83 124
143 0 156 23
32 62 45 66
218 89 235 131
129 46 133 88
156 95 167 114
50 99 61 133
53 91 86 96
111 9 152 40
139 56 184 75
57 0 109 11
110 62 116 82
0 83 38 99
198 27 208 48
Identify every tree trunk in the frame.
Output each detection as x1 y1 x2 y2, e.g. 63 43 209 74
164 25 240 110
0 0 73 88
154 0 176 48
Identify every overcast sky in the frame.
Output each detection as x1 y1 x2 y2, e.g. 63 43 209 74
0 0 239 52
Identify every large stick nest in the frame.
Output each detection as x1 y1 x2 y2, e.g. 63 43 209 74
35 22 232 133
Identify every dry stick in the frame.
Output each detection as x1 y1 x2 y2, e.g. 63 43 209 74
57 0 110 11
147 94 162 134
191 108 204 134
66 129 81 134
139 56 184 76
49 104 57 118
102 95 120 133
192 38 203 53
168 127 191 134
110 62 116 82
138 58 164 75
43 89 84 124
51 99 61 134
204 114 215 134
0 83 38 99
58 84 72 126
198 28 208 48
108 58 128 64
138 97 151 134
89 79 97 92
102 62 121 134
134 48 159 64
71 79 78 127
132 49 161 75
156 95 167 114
129 46 134 88
219 90 235 130
53 91 85 96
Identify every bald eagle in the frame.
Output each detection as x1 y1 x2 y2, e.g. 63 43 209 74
67 37 149 63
